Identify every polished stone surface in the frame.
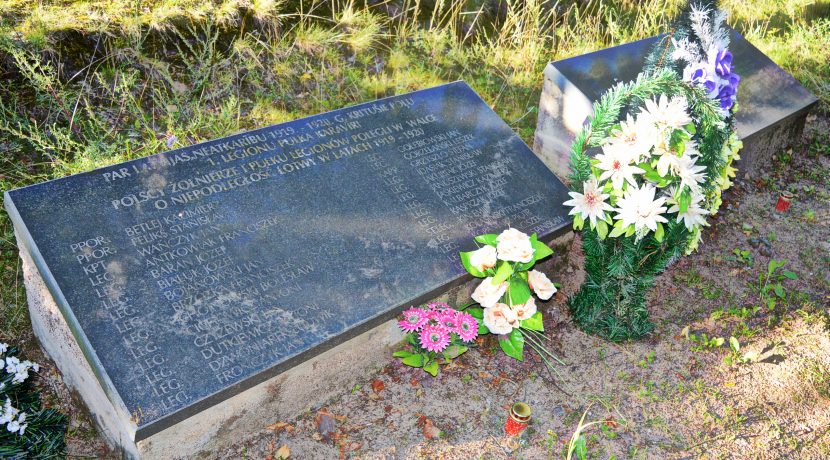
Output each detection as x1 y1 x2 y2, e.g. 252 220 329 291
4 81 571 439
534 27 819 180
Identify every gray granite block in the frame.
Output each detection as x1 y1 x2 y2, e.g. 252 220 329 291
4 81 572 457
533 27 819 182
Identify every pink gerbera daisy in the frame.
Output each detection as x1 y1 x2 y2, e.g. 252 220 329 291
419 325 451 353
398 307 428 333
438 310 460 330
455 312 479 342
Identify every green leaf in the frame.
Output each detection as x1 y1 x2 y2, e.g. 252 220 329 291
767 259 786 276
574 435 587 460
443 345 468 359
781 270 797 280
402 354 424 368
474 234 499 247
608 221 627 238
492 261 513 285
499 329 525 361
654 223 664 242
467 306 484 320
392 350 412 358
423 360 439 377
457 301 477 310
507 278 532 306
686 123 697 135
478 323 490 335
573 213 584 231
596 219 608 240
624 225 635 237
729 336 740 353
678 188 692 214
773 284 785 298
520 311 544 332
459 251 487 278
531 237 554 262
712 337 725 347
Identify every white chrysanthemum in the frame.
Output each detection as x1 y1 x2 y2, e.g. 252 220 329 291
563 178 613 227
676 154 707 193
607 114 656 163
668 194 710 230
595 145 644 190
655 140 699 177
639 94 692 131
613 184 668 234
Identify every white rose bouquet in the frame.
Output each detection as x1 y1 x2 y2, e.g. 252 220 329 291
459 228 563 367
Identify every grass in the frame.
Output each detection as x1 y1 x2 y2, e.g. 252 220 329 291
0 0 828 378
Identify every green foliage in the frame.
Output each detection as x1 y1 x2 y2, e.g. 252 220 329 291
498 329 525 361
756 259 798 312
568 1 742 342
0 346 67 459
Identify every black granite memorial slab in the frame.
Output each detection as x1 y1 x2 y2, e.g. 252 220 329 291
533 27 819 181
4 82 571 440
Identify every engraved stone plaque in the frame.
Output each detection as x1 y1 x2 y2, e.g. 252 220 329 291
4 81 571 441
533 27 819 181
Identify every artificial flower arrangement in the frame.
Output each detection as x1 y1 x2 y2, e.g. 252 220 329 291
0 342 67 458
459 228 564 368
565 0 742 341
393 302 480 376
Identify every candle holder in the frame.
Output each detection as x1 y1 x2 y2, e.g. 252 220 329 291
504 402 532 436
775 191 793 212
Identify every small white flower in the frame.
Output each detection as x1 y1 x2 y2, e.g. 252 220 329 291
17 423 27 435
7 419 20 433
563 177 614 227
668 194 710 230
1 398 18 425
640 94 692 131
495 228 534 263
31 363 39 372
468 245 497 272
471 277 508 309
0 343 7 354
483 303 518 335
613 184 669 234
528 270 557 300
595 145 644 191
5 356 19 374
12 370 28 384
512 298 538 321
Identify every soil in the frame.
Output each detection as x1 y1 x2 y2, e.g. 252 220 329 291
23 113 830 459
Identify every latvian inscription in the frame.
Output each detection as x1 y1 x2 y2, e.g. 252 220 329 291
5 81 570 437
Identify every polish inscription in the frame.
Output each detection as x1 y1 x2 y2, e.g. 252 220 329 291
7 82 570 431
